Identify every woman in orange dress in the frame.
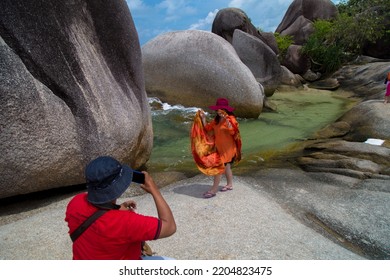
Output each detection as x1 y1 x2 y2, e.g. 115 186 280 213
198 98 241 198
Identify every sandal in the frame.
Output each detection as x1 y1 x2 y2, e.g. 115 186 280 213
220 186 233 192
203 191 216 199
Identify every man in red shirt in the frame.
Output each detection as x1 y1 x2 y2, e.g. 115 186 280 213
65 156 176 260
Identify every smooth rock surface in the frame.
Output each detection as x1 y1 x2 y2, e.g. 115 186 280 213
142 30 264 118
2 170 385 260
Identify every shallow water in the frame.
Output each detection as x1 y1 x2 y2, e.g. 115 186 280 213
146 89 358 176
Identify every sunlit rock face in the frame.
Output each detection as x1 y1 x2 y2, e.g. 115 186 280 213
142 30 264 119
0 0 153 198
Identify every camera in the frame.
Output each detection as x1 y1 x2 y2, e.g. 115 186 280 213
132 170 145 184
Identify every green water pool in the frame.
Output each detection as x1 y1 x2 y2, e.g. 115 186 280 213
146 89 358 175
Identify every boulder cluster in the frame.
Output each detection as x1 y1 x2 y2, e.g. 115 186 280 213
142 0 341 116
0 0 388 200
141 0 390 180
296 55 390 179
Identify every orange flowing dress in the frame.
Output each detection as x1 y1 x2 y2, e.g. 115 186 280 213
191 110 241 176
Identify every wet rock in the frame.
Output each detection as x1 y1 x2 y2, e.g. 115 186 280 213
308 78 340 90
312 121 351 139
279 66 304 89
298 140 390 177
298 153 382 175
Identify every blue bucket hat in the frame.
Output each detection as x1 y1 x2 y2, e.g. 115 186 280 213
85 156 133 204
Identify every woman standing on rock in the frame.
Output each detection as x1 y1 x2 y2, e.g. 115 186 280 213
384 72 390 104
191 98 241 198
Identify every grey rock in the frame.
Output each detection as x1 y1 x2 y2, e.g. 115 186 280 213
212 7 279 55
142 30 264 118
279 66 304 89
298 153 382 174
279 15 314 45
312 121 351 139
302 69 321 82
282 44 310 75
253 168 390 259
0 172 370 260
276 0 338 35
333 60 390 99
0 0 153 198
338 100 390 141
276 0 338 75
308 78 340 90
298 140 390 177
232 29 282 97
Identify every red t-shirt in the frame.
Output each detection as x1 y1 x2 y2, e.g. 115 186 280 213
65 193 161 260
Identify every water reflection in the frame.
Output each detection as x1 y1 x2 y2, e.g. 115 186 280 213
147 89 358 176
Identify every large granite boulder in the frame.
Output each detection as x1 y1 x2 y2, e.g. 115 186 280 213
142 30 264 118
282 44 310 75
0 0 153 199
212 7 279 55
337 100 390 142
294 61 390 180
232 30 282 97
278 15 314 45
333 58 390 99
276 0 338 75
276 0 338 40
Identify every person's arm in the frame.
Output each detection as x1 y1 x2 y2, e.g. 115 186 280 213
218 110 236 134
140 172 176 239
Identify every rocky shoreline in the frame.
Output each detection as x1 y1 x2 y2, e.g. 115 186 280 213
1 167 389 260
1 61 390 260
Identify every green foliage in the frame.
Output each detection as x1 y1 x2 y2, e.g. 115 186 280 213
274 33 293 62
335 0 389 51
301 20 345 73
301 0 389 74
337 0 389 15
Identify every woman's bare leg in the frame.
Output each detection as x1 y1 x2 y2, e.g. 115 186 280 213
224 163 233 189
210 174 222 193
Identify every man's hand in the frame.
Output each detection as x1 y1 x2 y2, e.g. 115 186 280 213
119 200 137 211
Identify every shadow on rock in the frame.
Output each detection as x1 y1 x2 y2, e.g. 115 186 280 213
173 184 211 199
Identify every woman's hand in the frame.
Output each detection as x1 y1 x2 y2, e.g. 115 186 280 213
199 110 206 125
217 109 228 118
218 110 232 128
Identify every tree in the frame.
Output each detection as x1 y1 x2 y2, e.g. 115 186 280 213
302 0 389 73
334 0 388 54
301 20 345 73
